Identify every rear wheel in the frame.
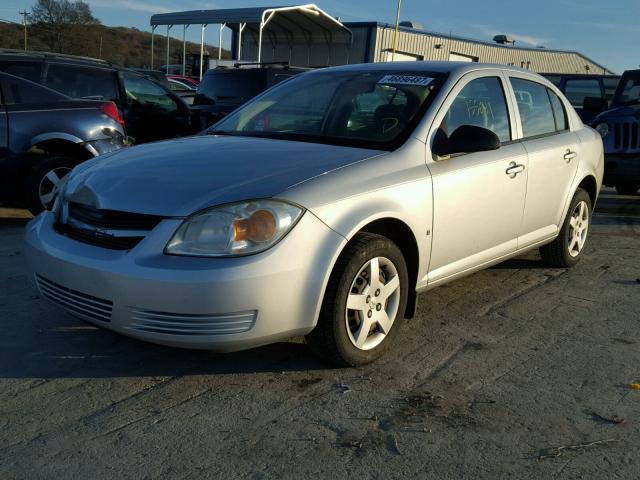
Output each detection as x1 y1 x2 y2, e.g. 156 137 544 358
539 188 592 268
306 233 409 366
25 157 76 215
615 183 640 196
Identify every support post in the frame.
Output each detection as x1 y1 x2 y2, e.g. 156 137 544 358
151 25 156 69
237 23 246 62
182 25 189 76
166 25 172 72
200 24 207 80
218 23 226 61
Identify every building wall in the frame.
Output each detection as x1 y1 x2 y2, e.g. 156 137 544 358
366 25 609 74
231 23 609 75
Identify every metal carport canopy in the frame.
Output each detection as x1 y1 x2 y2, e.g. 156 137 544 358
150 4 352 70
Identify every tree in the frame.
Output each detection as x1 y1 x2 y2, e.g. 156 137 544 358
30 0 100 53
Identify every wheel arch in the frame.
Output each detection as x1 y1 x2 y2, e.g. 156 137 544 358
29 133 98 161
577 174 598 207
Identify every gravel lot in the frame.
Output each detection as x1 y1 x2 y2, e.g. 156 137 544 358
1 191 639 479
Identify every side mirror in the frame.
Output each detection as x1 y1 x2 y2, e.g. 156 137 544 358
432 125 501 157
583 96 608 112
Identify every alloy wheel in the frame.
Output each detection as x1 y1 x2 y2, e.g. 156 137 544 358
345 256 401 350
567 200 589 257
38 167 71 209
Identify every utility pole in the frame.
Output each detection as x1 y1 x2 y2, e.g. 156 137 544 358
19 10 29 51
391 0 401 61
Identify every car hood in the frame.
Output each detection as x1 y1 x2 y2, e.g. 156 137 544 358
65 135 382 216
593 104 640 123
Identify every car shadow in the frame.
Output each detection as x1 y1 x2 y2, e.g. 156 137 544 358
0 315 335 379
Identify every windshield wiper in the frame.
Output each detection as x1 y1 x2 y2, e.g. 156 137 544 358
206 130 237 136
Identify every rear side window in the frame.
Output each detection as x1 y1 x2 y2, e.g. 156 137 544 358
547 89 568 131
2 77 64 105
563 78 601 110
510 78 557 138
0 61 43 83
439 76 511 143
197 71 265 104
45 64 119 102
122 72 177 112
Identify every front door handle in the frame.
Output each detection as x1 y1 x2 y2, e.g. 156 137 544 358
564 150 577 162
505 162 526 178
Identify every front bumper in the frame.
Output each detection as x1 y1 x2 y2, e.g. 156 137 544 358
24 210 346 351
603 153 640 186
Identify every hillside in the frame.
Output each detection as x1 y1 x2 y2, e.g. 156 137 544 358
0 22 230 68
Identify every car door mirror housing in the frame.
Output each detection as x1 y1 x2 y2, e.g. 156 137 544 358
432 125 501 157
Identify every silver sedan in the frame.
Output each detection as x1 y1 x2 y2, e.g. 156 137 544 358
24 62 604 366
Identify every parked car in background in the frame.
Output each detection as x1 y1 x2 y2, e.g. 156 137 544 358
191 64 307 129
25 63 603 365
591 69 640 195
166 75 197 105
542 73 621 123
167 75 199 89
133 68 196 105
0 50 192 144
0 71 126 214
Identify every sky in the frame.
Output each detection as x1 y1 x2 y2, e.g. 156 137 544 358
1 0 639 74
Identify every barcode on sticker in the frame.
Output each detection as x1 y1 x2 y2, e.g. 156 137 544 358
378 75 434 86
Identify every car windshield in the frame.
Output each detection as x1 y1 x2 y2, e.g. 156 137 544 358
209 70 446 150
612 72 640 106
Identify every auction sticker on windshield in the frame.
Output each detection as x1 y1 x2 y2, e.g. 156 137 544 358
378 75 434 86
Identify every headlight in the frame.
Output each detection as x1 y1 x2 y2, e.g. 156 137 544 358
165 200 304 257
594 122 609 138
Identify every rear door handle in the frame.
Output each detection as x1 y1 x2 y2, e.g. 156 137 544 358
505 162 525 178
564 150 577 162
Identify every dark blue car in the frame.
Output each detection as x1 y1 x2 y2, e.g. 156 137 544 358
591 69 640 195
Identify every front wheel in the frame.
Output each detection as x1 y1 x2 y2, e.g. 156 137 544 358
25 157 76 215
306 233 409 366
539 188 592 268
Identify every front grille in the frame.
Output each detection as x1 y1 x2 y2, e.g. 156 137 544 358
55 202 165 250
613 121 640 150
55 223 143 250
129 309 256 336
68 202 164 230
36 274 112 323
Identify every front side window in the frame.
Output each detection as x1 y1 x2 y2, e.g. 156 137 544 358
563 78 601 110
45 65 119 102
122 72 177 112
511 78 557 138
438 76 511 143
211 70 446 150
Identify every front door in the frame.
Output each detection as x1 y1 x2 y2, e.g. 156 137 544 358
427 74 528 284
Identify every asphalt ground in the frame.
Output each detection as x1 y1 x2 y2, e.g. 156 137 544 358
1 189 639 479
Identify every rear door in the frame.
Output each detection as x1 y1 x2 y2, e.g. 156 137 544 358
508 76 580 248
0 80 10 201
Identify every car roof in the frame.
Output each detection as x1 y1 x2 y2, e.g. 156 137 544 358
0 49 119 70
306 61 535 76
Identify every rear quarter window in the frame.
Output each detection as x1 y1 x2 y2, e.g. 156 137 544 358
2 77 64 105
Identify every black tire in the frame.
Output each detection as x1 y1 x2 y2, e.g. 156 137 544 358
615 183 640 196
25 157 77 215
539 188 592 268
306 233 409 367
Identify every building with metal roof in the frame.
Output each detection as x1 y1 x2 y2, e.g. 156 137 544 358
148 4 611 77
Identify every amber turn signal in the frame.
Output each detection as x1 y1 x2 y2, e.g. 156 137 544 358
233 209 277 242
